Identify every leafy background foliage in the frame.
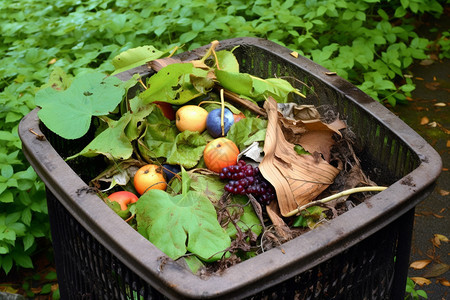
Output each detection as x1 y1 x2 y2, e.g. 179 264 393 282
0 0 448 284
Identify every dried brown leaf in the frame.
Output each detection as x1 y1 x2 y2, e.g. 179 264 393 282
422 263 450 278
410 259 432 270
410 277 432 286
260 97 340 216
420 116 430 125
266 201 293 241
438 189 449 196
437 278 450 286
280 110 346 162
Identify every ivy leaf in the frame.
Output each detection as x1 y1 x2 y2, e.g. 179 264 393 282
110 45 165 76
136 189 231 262
36 71 125 140
67 113 133 161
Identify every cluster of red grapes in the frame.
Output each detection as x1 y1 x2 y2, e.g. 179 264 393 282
219 160 276 205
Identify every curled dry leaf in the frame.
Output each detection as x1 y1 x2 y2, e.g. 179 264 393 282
410 259 432 270
410 277 432 286
259 97 340 216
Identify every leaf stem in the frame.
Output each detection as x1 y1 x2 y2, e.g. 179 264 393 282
284 186 388 217
220 88 225 136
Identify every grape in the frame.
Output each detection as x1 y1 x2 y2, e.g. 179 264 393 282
219 160 275 205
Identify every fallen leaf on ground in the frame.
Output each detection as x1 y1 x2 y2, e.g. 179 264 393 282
438 189 449 196
437 278 450 287
411 277 432 286
446 140 450 148
423 263 450 278
434 234 449 243
420 116 429 125
410 259 432 270
433 102 447 107
425 82 440 90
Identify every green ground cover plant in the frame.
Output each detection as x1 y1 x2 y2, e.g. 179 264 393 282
0 0 447 296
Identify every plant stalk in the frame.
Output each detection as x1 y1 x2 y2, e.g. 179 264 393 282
284 186 388 217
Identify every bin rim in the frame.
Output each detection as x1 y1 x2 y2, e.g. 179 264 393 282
19 37 442 299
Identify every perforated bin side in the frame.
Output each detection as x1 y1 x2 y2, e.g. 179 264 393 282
19 37 442 299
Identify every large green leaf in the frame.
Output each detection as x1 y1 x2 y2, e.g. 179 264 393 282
36 71 125 140
136 189 230 262
67 113 133 160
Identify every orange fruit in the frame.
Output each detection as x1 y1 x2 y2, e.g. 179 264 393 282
204 138 240 173
175 105 208 132
133 164 167 195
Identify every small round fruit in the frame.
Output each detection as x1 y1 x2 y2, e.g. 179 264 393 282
134 164 167 195
107 191 139 211
175 105 208 132
162 164 181 182
206 108 234 138
204 138 240 173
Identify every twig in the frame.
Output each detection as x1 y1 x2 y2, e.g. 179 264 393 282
284 186 388 217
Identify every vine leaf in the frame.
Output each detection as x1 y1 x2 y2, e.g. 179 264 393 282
35 72 125 140
136 188 231 262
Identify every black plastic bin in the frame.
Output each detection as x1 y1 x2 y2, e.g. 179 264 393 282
19 38 442 299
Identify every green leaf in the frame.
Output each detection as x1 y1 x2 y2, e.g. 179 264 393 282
140 109 207 168
67 113 133 160
225 195 263 238
23 234 35 251
0 191 14 203
1 254 13 274
216 50 240 72
166 131 207 168
139 63 204 105
226 117 267 151
215 69 299 102
36 71 126 139
12 250 33 268
136 189 231 262
111 45 165 76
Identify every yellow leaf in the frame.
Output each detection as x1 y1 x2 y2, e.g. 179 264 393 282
410 277 432 286
434 234 449 243
410 259 432 270
290 51 299 58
